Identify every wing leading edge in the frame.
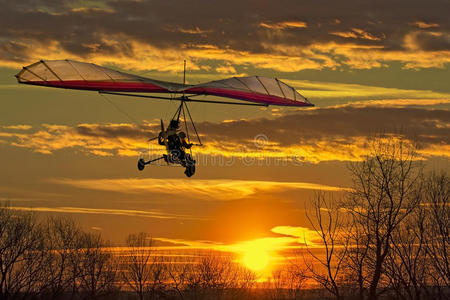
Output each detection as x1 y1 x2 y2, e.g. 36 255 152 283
16 60 313 107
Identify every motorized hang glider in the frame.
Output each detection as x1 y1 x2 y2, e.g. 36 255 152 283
16 59 313 177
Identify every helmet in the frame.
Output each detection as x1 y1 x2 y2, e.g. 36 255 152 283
169 120 179 129
179 132 186 139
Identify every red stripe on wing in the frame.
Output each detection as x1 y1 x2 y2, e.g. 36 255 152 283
184 87 312 107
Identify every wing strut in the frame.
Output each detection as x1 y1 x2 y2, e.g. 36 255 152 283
98 91 269 107
171 100 202 147
183 102 202 146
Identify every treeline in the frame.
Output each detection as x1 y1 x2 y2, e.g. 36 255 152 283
0 208 324 300
0 210 117 300
0 209 258 300
303 137 449 300
0 136 448 300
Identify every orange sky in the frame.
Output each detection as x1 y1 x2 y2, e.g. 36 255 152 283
0 1 448 271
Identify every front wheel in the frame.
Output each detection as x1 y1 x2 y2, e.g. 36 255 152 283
184 164 195 177
137 158 146 171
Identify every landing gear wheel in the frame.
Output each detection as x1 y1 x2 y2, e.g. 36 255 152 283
138 158 146 171
184 164 195 177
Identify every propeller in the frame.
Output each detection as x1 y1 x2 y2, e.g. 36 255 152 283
148 119 166 142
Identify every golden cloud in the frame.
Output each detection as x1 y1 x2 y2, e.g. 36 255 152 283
412 21 440 29
9 206 207 220
144 227 321 258
330 28 383 41
283 78 450 100
0 91 448 163
2 0 450 73
215 63 238 74
2 124 32 130
283 42 450 69
330 31 359 39
271 225 322 247
5 35 450 74
0 100 449 163
114 225 324 264
164 26 212 35
260 21 308 30
328 99 450 108
1 122 153 156
51 178 349 201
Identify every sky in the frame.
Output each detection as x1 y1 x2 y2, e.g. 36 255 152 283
0 0 449 272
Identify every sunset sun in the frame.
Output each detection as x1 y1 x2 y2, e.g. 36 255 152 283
241 248 271 271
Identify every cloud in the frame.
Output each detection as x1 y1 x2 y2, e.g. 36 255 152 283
197 105 450 161
404 31 450 52
9 205 207 220
0 122 157 156
51 178 348 201
284 79 450 100
0 102 448 162
271 225 322 246
148 231 317 254
223 236 304 259
259 21 308 30
412 21 440 29
0 0 449 71
2 124 32 130
162 26 213 37
116 225 324 255
330 28 383 41
215 63 238 74
333 99 450 107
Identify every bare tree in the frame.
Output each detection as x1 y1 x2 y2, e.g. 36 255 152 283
344 136 423 300
423 171 449 300
384 208 428 300
0 205 48 300
183 252 234 300
166 251 196 300
121 232 166 300
286 262 308 299
341 213 370 299
42 216 84 300
266 261 308 300
304 192 348 300
197 252 253 299
78 232 118 300
167 251 254 300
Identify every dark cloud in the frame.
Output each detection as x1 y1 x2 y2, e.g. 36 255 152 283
68 105 450 150
0 0 449 68
408 31 450 51
198 105 450 147
0 41 30 62
0 104 447 161
75 122 157 139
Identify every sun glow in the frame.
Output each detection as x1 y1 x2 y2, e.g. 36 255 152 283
242 248 270 271
225 237 293 274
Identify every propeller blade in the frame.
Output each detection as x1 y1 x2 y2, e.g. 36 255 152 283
160 119 164 131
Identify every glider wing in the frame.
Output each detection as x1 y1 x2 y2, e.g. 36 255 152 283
16 60 312 107
184 76 312 107
15 60 184 93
